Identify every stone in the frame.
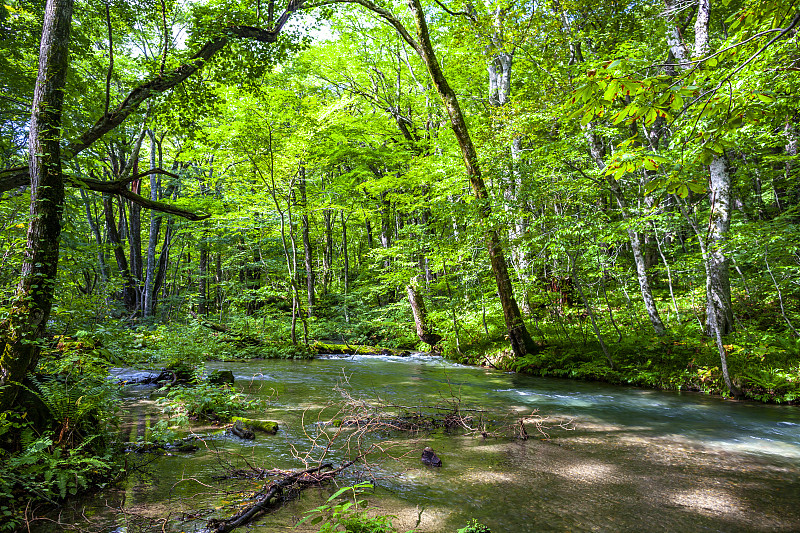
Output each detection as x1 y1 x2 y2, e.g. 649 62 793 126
208 369 235 386
421 446 442 467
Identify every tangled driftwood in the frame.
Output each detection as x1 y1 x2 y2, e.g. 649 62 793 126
204 461 355 533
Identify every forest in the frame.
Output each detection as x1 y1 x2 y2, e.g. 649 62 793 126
0 0 799 530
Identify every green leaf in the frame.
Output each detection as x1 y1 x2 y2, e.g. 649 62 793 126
327 485 354 501
687 181 706 193
642 159 659 171
644 178 665 195
756 93 775 104
603 80 619 102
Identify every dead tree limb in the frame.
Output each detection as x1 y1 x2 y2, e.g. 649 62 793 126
205 461 355 533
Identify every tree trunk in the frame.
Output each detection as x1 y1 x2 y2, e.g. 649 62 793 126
151 216 175 314
486 26 532 315
379 191 392 269
341 210 349 296
299 166 315 317
694 0 711 57
706 155 734 335
585 124 667 335
215 253 223 315
406 0 536 358
778 120 797 211
0 0 74 411
199 238 208 316
129 174 143 283
322 209 333 294
407 279 442 347
142 130 163 318
79 188 109 283
691 3 734 336
676 199 741 397
104 194 138 312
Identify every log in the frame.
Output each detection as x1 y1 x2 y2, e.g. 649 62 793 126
205 461 355 533
229 420 255 440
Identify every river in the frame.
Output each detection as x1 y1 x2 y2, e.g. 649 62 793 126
39 353 800 532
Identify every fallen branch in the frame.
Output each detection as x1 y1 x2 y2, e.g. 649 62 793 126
205 461 355 533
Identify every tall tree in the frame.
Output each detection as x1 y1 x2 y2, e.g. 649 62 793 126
0 0 74 410
339 0 538 358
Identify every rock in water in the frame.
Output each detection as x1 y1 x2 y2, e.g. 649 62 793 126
208 369 235 386
421 446 442 467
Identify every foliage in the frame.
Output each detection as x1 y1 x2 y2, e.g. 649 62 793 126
298 482 413 533
0 409 118 530
456 519 492 533
123 325 221 368
39 330 122 377
24 374 117 449
156 381 261 424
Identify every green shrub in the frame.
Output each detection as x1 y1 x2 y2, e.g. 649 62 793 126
0 411 118 531
156 381 260 423
457 519 492 533
298 482 414 533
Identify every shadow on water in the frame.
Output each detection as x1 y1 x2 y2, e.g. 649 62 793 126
28 355 800 532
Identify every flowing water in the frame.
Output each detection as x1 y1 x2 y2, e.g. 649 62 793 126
38 354 800 532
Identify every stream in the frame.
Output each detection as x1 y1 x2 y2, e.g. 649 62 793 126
38 353 800 532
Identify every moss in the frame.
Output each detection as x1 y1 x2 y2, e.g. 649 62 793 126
310 341 406 356
229 417 279 434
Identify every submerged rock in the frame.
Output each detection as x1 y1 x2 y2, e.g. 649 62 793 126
421 446 442 467
208 369 235 386
172 441 199 453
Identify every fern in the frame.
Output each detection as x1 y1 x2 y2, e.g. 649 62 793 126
25 374 113 447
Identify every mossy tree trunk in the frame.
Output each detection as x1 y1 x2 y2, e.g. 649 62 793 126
0 0 74 411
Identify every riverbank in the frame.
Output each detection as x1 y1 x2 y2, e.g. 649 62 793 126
445 329 800 405
105 322 799 405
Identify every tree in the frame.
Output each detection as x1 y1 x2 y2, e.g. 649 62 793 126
334 0 538 358
0 0 74 411
0 0 304 411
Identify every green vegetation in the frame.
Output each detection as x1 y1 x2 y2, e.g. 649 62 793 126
300 483 414 533
456 520 492 533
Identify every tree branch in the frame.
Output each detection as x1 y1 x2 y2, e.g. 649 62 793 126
62 1 304 159
431 0 475 21
315 0 422 54
1 168 207 220
1 2 305 218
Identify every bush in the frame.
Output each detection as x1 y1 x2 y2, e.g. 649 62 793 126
0 404 119 531
299 482 414 533
456 519 492 533
156 381 261 424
